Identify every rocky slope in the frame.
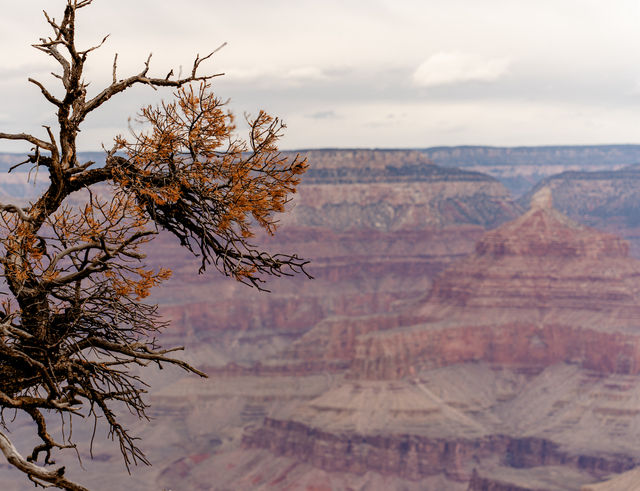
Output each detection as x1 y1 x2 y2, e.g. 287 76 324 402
4 144 640 199
581 468 640 490
269 188 640 380
231 189 640 490
145 152 520 369
237 363 640 488
520 167 640 259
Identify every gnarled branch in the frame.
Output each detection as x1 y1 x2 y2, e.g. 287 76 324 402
0 132 54 152
0 431 89 491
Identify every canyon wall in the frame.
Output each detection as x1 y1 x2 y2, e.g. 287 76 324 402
144 153 520 370
234 190 640 490
243 419 635 483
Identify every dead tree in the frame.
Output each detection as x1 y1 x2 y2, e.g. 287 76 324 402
0 1 309 489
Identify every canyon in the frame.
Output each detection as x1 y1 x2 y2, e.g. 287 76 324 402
217 188 640 490
1 148 640 489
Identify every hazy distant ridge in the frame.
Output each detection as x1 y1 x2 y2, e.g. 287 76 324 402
2 145 640 171
3 146 640 197
288 145 640 168
419 144 640 168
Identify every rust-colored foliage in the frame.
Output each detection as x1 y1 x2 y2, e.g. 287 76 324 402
0 1 308 490
114 82 308 283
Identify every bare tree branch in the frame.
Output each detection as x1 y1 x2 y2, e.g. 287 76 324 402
0 202 32 222
0 132 54 151
28 78 63 107
80 60 224 121
0 432 89 491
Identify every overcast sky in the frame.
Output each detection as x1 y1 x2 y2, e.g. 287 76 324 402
2 0 640 151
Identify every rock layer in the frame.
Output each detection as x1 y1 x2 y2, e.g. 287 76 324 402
521 167 640 258
147 155 517 369
351 189 640 379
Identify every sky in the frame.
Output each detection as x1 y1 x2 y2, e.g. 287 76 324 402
2 0 640 151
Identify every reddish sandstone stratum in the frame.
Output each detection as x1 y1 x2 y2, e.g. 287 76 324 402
352 187 640 379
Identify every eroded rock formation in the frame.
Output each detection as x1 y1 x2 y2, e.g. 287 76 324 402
352 188 640 379
237 189 640 489
147 154 519 369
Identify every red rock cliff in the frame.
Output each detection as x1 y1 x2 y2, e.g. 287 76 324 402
350 188 640 379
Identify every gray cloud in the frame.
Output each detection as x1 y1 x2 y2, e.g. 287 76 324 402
413 52 511 88
306 111 341 120
2 1 640 151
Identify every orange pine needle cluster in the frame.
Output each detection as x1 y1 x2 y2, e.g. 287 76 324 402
114 82 308 281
